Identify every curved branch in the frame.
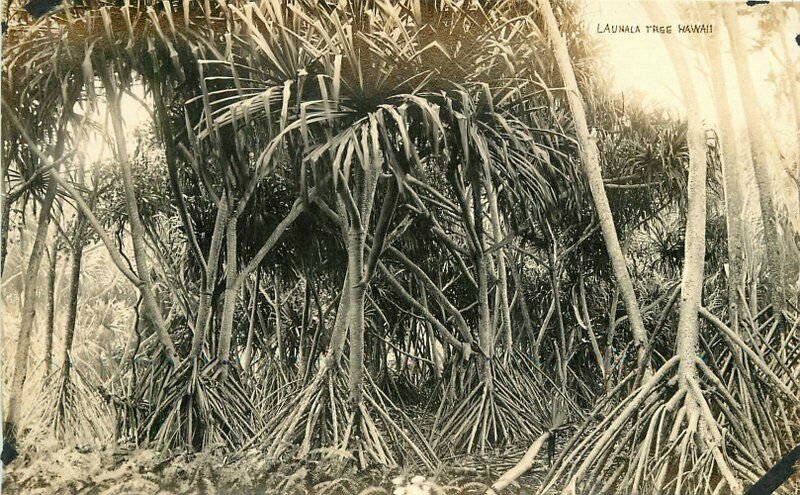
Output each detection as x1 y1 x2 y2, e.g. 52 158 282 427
2 101 141 285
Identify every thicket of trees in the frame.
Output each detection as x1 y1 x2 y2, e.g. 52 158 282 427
1 1 799 493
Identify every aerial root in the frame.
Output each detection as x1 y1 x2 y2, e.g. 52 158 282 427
137 358 258 451
536 356 777 495
40 365 112 442
262 362 438 470
434 355 556 456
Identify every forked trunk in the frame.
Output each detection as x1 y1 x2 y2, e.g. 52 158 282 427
190 198 228 359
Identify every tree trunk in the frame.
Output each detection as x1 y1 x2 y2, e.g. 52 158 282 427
339 167 378 405
702 9 744 334
484 165 513 353
4 175 57 441
507 250 536 359
471 175 494 389
327 270 351 365
43 243 58 376
347 224 367 404
217 216 238 380
646 4 743 492
723 5 785 319
103 71 179 365
273 273 285 363
61 235 84 382
190 198 228 358
0 192 10 277
536 0 650 370
241 273 259 374
420 283 443 379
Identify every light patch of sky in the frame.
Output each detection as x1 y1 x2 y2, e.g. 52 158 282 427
81 83 152 165
583 0 799 205
582 0 785 122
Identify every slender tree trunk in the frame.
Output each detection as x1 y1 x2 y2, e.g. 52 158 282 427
217 217 238 380
723 5 785 319
702 11 744 334
58 162 93 383
0 193 10 277
549 250 567 383
470 175 494 391
298 274 310 372
507 250 536 358
536 0 649 370
4 175 57 441
191 198 228 358
484 166 512 353
579 273 605 378
241 273 259 374
274 273 285 363
43 243 58 376
646 4 743 492
420 284 443 379
103 71 178 365
61 236 84 382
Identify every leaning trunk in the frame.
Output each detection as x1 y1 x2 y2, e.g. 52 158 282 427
536 0 649 370
102 70 178 365
4 175 57 441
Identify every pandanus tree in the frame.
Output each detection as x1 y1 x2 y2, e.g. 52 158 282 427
203 1 472 466
201 0 584 461
723 3 786 322
1 0 260 449
534 3 797 493
1 82 76 441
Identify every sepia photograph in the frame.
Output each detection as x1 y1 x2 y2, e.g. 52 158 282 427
0 0 798 493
